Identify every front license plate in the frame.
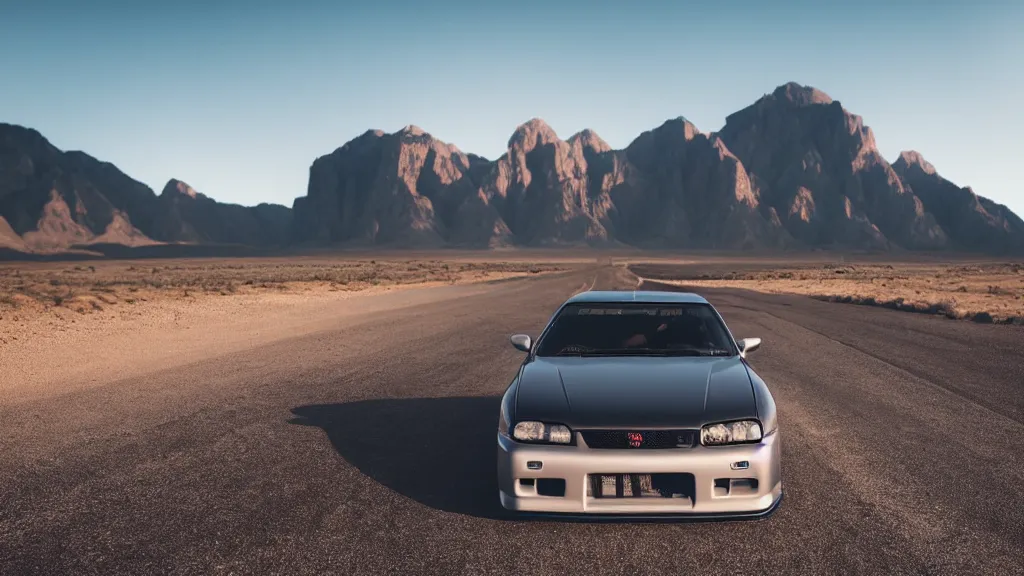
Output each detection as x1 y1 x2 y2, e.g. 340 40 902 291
593 474 659 498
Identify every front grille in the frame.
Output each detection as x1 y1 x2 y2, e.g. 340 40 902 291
580 429 697 449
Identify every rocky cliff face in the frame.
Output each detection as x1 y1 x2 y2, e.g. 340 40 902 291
294 117 791 249
610 118 789 249
717 82 947 250
294 81 1021 253
477 118 612 246
292 126 489 247
153 179 292 247
0 124 291 252
892 151 1024 254
0 125 158 251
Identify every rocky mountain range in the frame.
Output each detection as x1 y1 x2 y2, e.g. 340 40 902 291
0 124 291 254
292 83 1023 253
3 82 1022 256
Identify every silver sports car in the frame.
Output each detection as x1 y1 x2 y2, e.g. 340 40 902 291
496 290 783 518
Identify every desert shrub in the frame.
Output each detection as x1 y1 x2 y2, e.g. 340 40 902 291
933 299 961 319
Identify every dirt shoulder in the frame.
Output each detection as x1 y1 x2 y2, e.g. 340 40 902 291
0 258 564 317
0 258 570 404
633 262 1024 324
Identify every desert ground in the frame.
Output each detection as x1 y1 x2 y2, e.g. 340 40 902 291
0 251 1022 575
0 254 571 402
630 259 1024 324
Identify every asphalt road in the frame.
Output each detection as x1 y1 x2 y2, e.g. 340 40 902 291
1 264 1022 575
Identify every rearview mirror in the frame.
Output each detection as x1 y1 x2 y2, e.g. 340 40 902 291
510 334 532 353
738 337 761 357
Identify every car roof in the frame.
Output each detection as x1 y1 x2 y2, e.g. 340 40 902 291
564 290 710 305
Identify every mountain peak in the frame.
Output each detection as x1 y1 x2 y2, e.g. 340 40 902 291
568 128 611 153
0 122 44 139
399 124 426 137
894 150 937 175
161 179 202 199
654 116 701 140
771 82 834 106
507 118 560 152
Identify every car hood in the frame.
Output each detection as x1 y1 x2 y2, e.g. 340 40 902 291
514 356 756 429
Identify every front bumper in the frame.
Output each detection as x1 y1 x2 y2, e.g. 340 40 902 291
496 430 782 517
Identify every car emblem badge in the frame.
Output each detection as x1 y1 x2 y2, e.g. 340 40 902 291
627 432 643 448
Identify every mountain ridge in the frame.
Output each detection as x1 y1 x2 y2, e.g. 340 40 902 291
293 83 1022 254
0 122 292 254
3 82 1023 256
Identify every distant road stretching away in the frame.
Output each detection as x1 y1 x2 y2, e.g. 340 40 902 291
1 265 1022 575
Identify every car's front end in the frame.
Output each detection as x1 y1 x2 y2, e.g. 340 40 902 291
496 292 783 519
496 419 782 518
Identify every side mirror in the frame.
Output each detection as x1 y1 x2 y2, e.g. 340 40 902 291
510 334 532 353
738 337 761 357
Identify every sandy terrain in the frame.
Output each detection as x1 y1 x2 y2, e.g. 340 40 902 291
634 261 1024 324
0 257 566 317
0 257 574 403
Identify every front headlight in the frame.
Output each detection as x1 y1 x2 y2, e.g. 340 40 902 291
512 421 572 444
701 420 763 446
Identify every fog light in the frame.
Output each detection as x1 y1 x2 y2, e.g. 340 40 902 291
730 461 749 470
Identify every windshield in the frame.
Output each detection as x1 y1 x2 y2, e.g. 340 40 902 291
534 302 738 357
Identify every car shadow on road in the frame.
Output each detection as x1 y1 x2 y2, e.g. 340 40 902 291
289 396 509 520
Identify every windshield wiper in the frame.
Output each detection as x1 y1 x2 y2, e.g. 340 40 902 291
698 348 735 357
661 346 735 357
555 345 593 356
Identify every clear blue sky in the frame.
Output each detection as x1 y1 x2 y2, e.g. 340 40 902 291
2 0 1022 216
